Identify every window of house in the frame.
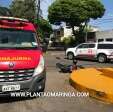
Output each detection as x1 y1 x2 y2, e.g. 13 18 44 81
106 38 113 42
98 39 104 42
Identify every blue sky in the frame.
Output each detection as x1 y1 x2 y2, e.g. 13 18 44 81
0 0 113 31
90 0 113 30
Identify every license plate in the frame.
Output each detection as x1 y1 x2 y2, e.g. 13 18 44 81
2 85 20 92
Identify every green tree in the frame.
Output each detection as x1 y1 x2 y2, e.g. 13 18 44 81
48 0 105 41
10 0 36 21
34 18 52 38
0 6 12 16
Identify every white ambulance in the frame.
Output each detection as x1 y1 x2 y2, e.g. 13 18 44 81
66 42 113 63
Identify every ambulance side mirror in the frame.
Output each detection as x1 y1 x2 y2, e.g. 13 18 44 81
40 43 47 53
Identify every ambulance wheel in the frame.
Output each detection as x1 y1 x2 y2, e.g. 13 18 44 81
67 52 74 60
97 54 107 63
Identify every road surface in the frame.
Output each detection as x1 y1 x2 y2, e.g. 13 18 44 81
0 51 113 112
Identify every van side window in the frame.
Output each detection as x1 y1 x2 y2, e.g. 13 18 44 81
78 44 95 49
98 44 113 49
88 44 95 48
78 44 89 49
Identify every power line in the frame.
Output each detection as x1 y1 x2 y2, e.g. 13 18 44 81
90 18 113 25
92 20 113 24
96 17 113 20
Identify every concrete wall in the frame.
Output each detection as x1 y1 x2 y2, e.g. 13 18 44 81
63 26 79 37
96 30 113 42
63 26 72 37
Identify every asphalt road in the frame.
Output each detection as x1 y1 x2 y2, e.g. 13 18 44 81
0 51 113 112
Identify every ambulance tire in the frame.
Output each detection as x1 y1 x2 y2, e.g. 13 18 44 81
97 54 107 63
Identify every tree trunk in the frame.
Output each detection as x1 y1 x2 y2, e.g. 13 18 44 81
79 21 88 42
72 26 76 37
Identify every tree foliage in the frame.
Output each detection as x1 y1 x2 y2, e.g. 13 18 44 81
37 19 52 34
48 0 105 36
10 0 36 21
10 0 52 39
34 19 52 38
0 6 12 16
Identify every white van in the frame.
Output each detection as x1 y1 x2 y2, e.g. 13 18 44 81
66 42 113 63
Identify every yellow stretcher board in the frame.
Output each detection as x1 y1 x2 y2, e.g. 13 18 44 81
70 68 113 103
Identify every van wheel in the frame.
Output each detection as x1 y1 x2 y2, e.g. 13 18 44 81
98 54 107 63
67 52 74 60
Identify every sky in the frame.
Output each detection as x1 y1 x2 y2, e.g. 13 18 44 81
0 0 113 31
90 0 113 31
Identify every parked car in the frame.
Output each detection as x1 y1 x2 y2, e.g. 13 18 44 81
66 42 113 63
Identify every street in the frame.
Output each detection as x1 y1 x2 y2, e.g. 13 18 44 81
0 0 112 112
0 51 113 112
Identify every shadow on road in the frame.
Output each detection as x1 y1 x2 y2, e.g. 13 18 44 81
67 58 113 64
0 97 35 104
48 47 65 51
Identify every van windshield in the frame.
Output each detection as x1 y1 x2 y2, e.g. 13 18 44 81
0 29 38 49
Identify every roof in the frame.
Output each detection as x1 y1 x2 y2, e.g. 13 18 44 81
0 16 28 22
0 16 36 32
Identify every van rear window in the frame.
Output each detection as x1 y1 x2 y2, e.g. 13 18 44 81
98 44 113 49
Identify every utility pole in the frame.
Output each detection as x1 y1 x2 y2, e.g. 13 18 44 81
38 0 41 18
85 22 88 42
36 0 41 19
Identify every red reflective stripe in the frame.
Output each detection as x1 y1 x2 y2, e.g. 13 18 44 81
0 18 36 31
0 22 36 32
0 25 23 29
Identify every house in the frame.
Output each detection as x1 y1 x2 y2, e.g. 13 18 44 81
53 23 113 44
96 30 113 42
53 25 99 42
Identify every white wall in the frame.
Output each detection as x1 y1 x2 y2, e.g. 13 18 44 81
63 26 72 37
96 30 113 42
63 25 99 38
63 26 79 37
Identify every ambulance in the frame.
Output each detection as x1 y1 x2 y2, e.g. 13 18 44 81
0 16 46 96
66 42 113 63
